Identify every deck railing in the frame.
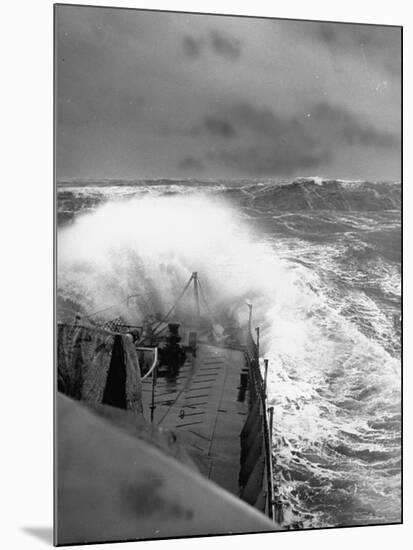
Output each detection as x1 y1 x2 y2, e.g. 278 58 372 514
244 327 276 521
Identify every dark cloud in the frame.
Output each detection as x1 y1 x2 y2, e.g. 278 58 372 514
178 156 205 171
309 103 399 148
182 30 242 61
202 103 323 175
317 24 337 46
225 103 289 137
210 145 329 176
205 101 399 148
182 35 203 58
203 116 237 138
210 31 241 60
199 101 399 176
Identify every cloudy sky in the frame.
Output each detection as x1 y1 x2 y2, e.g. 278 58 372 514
56 5 401 181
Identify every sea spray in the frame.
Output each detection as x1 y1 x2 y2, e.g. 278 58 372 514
57 194 298 328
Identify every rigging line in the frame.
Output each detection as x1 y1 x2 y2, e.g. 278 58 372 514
152 274 194 335
83 296 130 319
197 279 210 314
83 294 145 329
197 279 220 340
197 279 215 321
84 292 145 320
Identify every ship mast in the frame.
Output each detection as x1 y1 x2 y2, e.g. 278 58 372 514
151 271 212 336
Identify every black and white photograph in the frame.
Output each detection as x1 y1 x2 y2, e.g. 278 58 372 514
54 3 402 546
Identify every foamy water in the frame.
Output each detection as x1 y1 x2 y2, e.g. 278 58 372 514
57 179 401 529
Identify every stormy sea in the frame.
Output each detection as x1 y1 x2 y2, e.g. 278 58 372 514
57 177 401 529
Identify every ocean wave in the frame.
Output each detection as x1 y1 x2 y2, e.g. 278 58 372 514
57 184 401 529
57 177 401 226
248 178 400 212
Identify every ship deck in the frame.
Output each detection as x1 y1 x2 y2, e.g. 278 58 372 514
141 343 249 496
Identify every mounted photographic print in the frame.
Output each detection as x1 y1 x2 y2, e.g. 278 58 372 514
54 3 402 546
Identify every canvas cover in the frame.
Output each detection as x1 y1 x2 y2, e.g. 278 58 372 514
57 323 142 414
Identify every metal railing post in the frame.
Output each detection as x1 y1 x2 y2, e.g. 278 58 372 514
255 326 260 361
264 358 269 396
268 406 274 444
150 362 158 423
